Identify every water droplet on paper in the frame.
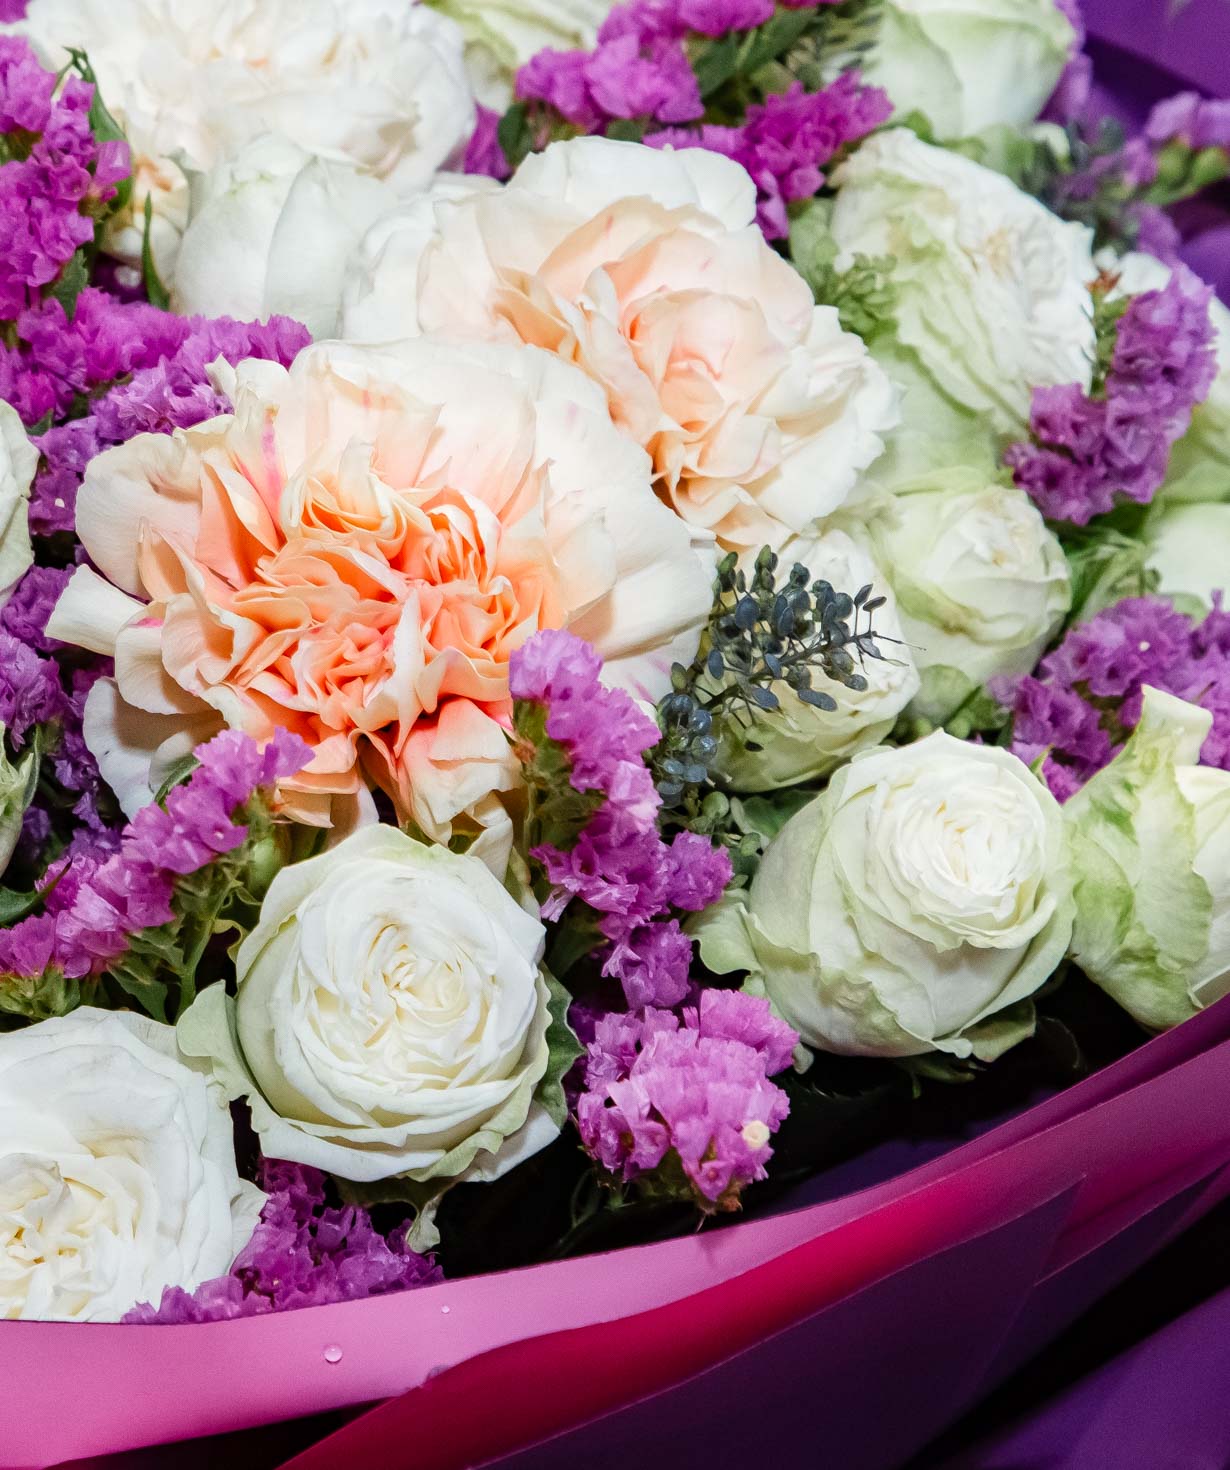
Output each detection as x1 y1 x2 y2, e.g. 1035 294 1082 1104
323 1344 343 1364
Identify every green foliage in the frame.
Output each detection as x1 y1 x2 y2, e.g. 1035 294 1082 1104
102 797 290 1023
46 250 90 321
1059 513 1157 626
497 100 535 172
514 699 605 855
66 48 133 218
0 969 82 1026
789 202 897 339
1089 275 1132 397
141 194 171 311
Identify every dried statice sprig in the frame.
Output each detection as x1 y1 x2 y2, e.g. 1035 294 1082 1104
655 546 888 818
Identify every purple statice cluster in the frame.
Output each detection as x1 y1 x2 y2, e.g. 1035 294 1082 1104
1005 266 1218 526
646 72 891 238
1041 0 1091 127
0 728 308 983
511 0 888 239
998 596 1230 801
575 989 797 1210
126 1161 442 1323
0 37 128 325
17 303 309 534
510 630 732 1010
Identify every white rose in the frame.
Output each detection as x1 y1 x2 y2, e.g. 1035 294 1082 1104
866 470 1071 717
1146 502 1230 606
171 136 399 338
864 0 1077 139
0 402 35 609
0 1008 262 1322
342 136 898 553
16 0 474 273
715 529 920 791
1067 688 1230 1031
178 826 567 1186
698 734 1074 1058
426 0 610 107
831 129 1096 435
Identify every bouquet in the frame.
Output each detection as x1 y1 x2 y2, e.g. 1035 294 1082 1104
0 0 1228 1446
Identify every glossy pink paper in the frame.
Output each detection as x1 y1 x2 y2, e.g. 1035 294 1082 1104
6 995 1230 1469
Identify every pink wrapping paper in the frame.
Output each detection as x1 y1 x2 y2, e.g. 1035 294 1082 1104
280 1027 1230 1470
6 995 1230 1469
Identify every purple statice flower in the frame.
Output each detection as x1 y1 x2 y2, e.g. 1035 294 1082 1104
0 630 65 747
24 307 310 533
0 40 129 321
519 30 701 128
1145 92 1230 152
126 1161 442 1323
463 104 512 181
0 564 71 652
677 0 774 37
647 72 891 239
575 990 797 1209
510 630 732 1009
1007 266 1217 525
1041 0 1090 126
998 595 1230 799
0 728 309 982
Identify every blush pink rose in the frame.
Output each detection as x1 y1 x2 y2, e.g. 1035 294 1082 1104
342 137 898 551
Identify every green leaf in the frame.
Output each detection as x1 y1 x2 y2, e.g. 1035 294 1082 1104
0 884 50 925
605 118 646 144
0 969 82 1025
153 753 201 805
47 250 90 321
496 101 533 173
141 194 170 311
71 47 133 217
739 6 818 73
691 34 741 98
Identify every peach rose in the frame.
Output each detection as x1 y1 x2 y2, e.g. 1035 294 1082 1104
341 137 898 553
49 339 712 870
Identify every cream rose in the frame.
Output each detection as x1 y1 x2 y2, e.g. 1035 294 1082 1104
15 0 474 279
0 402 35 609
341 136 898 553
714 529 920 790
47 338 712 864
178 826 566 1186
866 470 1071 718
0 1008 262 1322
864 0 1077 139
171 136 400 338
831 129 1095 436
698 734 1074 1058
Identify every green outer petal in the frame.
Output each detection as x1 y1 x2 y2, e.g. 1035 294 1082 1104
1065 688 1213 1030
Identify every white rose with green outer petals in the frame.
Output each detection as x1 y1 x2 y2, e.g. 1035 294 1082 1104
425 0 609 107
864 0 1077 140
1145 502 1230 606
0 1008 262 1322
714 529 920 791
866 470 1071 719
178 825 573 1187
830 130 1096 436
0 401 35 610
697 733 1073 1059
1066 687 1230 1031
